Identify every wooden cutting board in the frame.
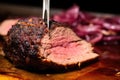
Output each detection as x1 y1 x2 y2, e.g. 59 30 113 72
0 42 120 80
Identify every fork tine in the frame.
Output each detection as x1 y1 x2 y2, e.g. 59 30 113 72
42 0 50 29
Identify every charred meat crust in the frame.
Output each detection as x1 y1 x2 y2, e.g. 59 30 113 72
49 20 70 30
3 17 48 66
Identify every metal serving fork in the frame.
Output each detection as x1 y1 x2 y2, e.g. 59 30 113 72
42 0 50 29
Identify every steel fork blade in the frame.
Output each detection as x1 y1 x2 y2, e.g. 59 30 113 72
42 0 50 29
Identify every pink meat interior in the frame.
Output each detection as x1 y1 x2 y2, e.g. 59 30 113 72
40 26 98 65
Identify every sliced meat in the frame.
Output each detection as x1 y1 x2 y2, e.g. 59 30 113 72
3 17 98 71
0 19 18 36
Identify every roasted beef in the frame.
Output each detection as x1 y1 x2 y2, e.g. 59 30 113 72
2 17 98 71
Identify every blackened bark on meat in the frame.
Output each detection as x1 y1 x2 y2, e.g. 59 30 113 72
3 17 48 68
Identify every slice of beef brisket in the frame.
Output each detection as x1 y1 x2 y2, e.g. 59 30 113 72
3 17 98 72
